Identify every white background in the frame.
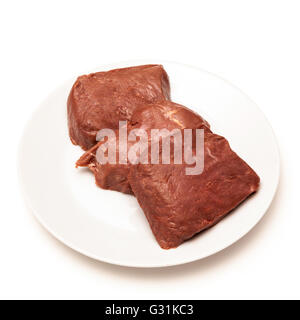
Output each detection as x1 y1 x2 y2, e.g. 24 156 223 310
0 0 299 300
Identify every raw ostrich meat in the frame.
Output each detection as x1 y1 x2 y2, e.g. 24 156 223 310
67 64 170 150
128 132 260 249
70 64 260 250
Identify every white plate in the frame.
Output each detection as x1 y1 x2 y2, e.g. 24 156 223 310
18 61 280 268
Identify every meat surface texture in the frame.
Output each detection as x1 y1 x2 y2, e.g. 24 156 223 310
71 64 260 250
76 130 133 194
128 132 260 249
76 100 210 194
68 64 170 150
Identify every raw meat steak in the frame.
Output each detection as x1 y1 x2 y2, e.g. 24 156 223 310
68 64 170 150
76 101 210 194
128 131 260 249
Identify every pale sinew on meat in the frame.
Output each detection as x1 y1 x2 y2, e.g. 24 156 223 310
76 100 210 194
128 131 260 249
67 64 170 150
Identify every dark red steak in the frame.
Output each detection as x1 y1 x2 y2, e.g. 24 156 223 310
76 100 210 194
68 64 170 150
128 132 260 249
